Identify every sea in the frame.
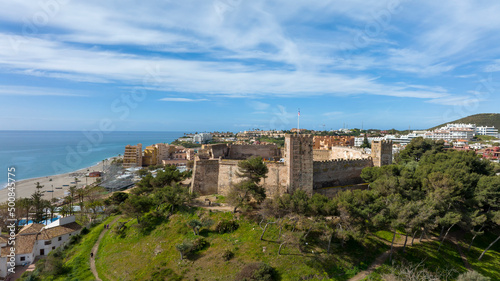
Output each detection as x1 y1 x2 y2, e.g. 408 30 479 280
0 131 185 189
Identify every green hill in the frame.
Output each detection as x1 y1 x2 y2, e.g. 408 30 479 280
429 113 500 130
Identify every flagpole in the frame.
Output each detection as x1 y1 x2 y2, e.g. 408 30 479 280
298 108 300 134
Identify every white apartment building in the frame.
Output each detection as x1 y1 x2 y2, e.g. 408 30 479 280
476 126 499 138
193 133 212 144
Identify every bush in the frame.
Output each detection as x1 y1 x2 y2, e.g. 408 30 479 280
216 220 239 234
191 237 209 252
68 234 81 245
80 227 90 235
457 271 490 281
236 262 277 281
222 250 234 261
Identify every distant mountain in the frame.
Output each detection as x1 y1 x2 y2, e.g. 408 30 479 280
429 113 500 130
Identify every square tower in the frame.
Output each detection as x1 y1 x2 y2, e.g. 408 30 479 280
371 140 392 167
284 134 314 195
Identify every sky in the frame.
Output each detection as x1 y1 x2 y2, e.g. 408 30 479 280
1 0 500 132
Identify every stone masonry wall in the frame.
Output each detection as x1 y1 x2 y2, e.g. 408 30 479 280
312 158 372 189
190 159 219 195
217 160 243 196
313 149 331 161
285 135 314 195
228 144 281 160
329 146 370 160
261 162 288 197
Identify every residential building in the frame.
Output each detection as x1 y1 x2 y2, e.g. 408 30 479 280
123 143 143 168
193 133 212 144
476 126 499 138
0 216 82 279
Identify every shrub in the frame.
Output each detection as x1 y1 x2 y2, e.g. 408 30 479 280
191 237 209 252
68 234 81 245
457 271 490 281
222 250 234 261
236 262 277 281
216 220 239 234
80 227 90 235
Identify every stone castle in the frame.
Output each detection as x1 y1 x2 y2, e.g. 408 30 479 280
190 135 392 197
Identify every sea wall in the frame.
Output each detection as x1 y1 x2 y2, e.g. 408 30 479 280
312 158 372 189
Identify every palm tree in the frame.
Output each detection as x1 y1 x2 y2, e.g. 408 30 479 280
18 198 33 225
68 186 77 215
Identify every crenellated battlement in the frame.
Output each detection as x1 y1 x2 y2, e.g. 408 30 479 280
314 157 372 164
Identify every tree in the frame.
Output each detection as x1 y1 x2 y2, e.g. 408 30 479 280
478 211 500 261
396 137 444 164
227 157 268 213
188 219 203 235
175 241 193 260
360 134 371 148
120 195 154 224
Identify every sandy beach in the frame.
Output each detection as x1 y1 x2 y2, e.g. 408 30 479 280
0 159 114 203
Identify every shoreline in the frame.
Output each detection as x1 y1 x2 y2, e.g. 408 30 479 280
0 156 119 203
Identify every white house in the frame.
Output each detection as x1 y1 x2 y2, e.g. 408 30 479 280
0 216 82 279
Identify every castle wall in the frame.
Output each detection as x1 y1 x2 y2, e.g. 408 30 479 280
228 144 281 160
313 149 331 161
208 144 230 158
261 163 288 197
217 160 243 195
312 158 372 189
190 159 219 195
329 146 369 160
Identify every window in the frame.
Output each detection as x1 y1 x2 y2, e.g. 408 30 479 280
58 237 62 241
52 247 55 250
20 256 25 261
44 241 52 245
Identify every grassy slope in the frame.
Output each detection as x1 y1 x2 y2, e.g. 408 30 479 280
96 210 388 281
429 113 500 131
367 230 500 281
35 216 117 281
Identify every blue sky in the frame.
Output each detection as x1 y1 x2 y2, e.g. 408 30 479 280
1 0 500 132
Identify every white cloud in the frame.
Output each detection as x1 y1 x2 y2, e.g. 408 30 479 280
0 85 86 97
159 98 208 102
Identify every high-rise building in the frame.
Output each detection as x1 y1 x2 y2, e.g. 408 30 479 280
123 143 143 168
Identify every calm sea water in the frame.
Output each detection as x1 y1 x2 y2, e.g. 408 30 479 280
0 131 184 188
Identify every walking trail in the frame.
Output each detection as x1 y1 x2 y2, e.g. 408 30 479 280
90 217 120 281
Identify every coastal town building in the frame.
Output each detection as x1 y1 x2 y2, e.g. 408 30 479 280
123 144 143 168
0 216 82 279
193 133 212 144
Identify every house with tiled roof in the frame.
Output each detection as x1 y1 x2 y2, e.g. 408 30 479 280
0 216 82 279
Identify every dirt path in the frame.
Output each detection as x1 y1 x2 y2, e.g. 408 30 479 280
90 217 120 281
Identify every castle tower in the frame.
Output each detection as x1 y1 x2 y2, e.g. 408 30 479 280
284 134 313 195
371 140 392 167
